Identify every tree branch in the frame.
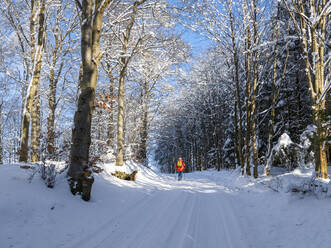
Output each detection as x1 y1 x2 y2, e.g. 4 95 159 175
74 0 83 11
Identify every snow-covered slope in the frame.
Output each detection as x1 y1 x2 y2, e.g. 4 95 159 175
1 163 331 248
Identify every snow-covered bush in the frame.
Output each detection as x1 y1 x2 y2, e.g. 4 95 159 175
266 133 302 171
27 161 68 188
290 175 330 198
266 125 318 173
260 167 331 198
40 163 56 188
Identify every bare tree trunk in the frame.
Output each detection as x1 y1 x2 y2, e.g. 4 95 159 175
233 101 240 166
30 0 38 60
69 0 95 174
30 0 42 162
251 0 259 179
265 4 280 176
19 0 46 162
115 0 147 166
47 64 57 157
251 74 258 178
244 0 251 176
31 91 41 162
116 66 126 166
227 0 244 170
106 67 115 147
69 0 112 178
47 25 63 158
137 80 149 164
68 0 115 201
245 87 252 177
293 0 329 178
316 0 328 179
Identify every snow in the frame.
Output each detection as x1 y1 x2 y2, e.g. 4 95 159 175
276 99 285 108
1 163 331 248
277 133 293 147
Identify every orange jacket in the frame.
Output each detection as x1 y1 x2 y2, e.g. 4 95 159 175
176 159 186 172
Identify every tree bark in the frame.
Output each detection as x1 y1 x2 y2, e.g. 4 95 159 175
137 80 149 164
19 0 46 162
47 63 57 157
294 0 329 179
106 66 115 147
244 0 251 176
30 0 42 162
69 0 112 178
227 0 244 170
30 91 41 162
116 63 126 166
251 0 259 179
115 0 147 166
233 101 240 166
265 4 280 176
46 21 63 158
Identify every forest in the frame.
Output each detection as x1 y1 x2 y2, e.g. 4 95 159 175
1 0 329 189
0 0 331 193
0 0 330 247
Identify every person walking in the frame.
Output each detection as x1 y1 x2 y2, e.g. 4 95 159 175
175 157 186 181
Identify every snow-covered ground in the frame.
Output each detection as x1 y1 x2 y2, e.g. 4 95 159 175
1 162 331 248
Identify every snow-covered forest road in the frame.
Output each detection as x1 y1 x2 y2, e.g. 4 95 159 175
70 177 248 248
1 164 331 248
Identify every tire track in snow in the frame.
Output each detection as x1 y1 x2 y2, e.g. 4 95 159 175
66 175 252 248
160 191 197 248
180 193 226 248
212 193 248 248
65 190 158 248
70 190 184 248
111 190 185 248
178 192 201 248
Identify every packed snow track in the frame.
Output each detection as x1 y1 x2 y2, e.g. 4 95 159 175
68 178 248 248
1 164 331 248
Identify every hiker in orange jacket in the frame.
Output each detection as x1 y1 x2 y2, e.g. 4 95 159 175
175 157 186 181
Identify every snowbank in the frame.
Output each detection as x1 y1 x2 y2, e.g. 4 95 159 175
0 162 160 248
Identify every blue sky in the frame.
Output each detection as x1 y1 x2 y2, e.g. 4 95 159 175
181 28 212 58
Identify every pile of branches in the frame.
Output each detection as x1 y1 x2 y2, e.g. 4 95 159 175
111 170 138 181
290 175 331 198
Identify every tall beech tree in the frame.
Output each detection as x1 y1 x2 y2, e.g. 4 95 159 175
115 0 148 166
68 0 115 197
19 0 46 162
250 0 260 178
226 0 244 172
243 0 252 176
282 0 330 178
